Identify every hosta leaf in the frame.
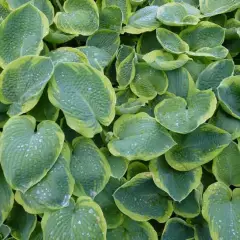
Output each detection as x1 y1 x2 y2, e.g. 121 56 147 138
184 59 207 81
143 50 190 71
212 142 240 186
95 177 125 229
0 224 10 240
173 188 202 218
99 6 122 32
161 218 194 240
199 0 240 17
87 29 120 59
113 172 173 222
7 0 54 24
157 3 200 26
116 45 136 88
108 112 176 161
122 6 160 34
0 168 14 225
107 216 158 240
187 46 229 60
41 197 107 240
0 3 49 68
196 60 234 93
165 124 232 171
6 204 37 240
210 107 240 140
202 182 240 240
154 90 217 134
28 89 59 122
0 56 54 116
15 143 74 214
126 161 148 179
44 27 76 44
180 21 225 51
116 97 146 115
218 76 240 120
130 62 168 100
29 222 42 240
47 47 88 65
54 0 99 35
48 62 116 138
102 0 131 23
156 28 189 54
77 46 112 71
149 155 202 201
70 137 111 198
136 31 162 55
102 149 128 179
0 115 64 192
166 67 195 99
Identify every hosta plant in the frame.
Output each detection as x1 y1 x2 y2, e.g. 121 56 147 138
0 0 240 239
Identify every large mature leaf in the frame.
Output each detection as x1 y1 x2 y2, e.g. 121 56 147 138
95 177 125 229
42 197 107 240
108 112 176 161
122 6 160 34
7 0 54 24
113 172 173 222
48 62 116 138
0 3 49 68
180 21 225 54
199 0 240 17
130 62 168 100
157 2 200 26
156 28 189 54
154 90 217 134
15 143 74 214
196 60 234 93
0 115 64 192
0 56 54 116
142 50 190 71
149 155 202 201
70 137 111 198
213 142 240 186
107 216 158 240
161 218 195 240
165 124 232 171
218 76 240 120
202 182 240 240
0 168 14 225
6 204 37 240
54 0 99 35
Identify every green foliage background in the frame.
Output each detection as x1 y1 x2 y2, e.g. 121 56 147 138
0 0 240 239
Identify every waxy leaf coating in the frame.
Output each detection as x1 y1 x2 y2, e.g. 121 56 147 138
0 3 49 67
42 197 107 240
48 62 116 138
108 112 176 161
0 115 64 192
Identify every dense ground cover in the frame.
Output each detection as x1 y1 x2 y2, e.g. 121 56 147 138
0 0 240 239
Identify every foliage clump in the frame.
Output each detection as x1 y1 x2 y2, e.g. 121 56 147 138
0 0 240 239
